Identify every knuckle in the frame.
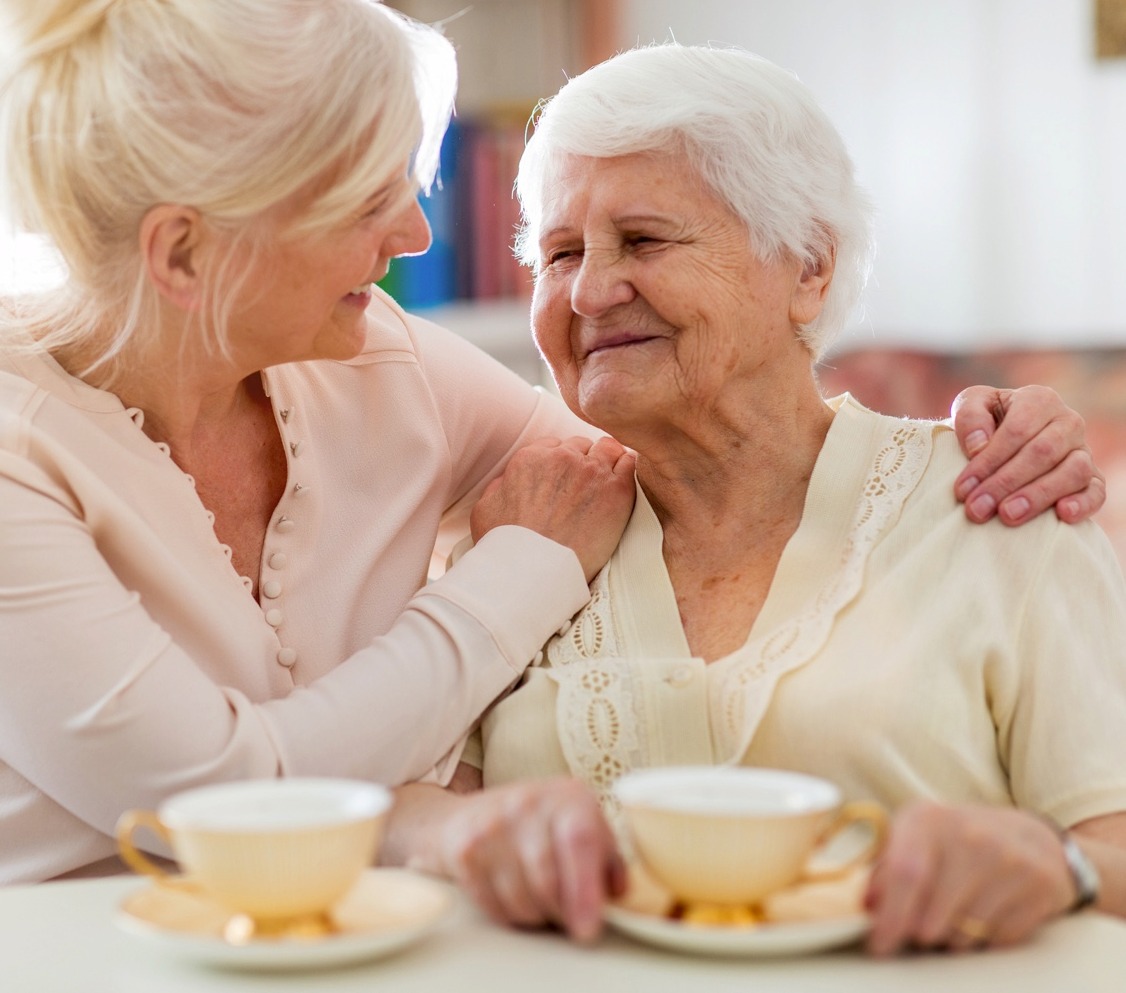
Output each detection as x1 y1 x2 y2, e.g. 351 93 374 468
879 845 928 887
1024 433 1059 462
1064 448 1095 481
1024 384 1056 403
555 813 604 852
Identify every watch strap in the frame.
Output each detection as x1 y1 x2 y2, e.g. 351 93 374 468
1056 827 1100 912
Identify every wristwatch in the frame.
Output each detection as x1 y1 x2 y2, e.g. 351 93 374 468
1058 829 1100 912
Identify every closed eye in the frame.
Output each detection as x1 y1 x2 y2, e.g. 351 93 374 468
544 248 582 267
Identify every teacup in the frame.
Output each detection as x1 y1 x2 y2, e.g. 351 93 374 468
116 778 391 931
614 766 887 908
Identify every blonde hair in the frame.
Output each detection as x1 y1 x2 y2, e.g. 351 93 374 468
0 0 455 377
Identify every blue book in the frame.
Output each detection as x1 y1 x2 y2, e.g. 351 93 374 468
380 119 462 309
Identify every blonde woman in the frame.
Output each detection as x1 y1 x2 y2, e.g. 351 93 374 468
0 3 1100 885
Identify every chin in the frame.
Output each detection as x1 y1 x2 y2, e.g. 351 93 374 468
313 322 370 361
577 393 640 437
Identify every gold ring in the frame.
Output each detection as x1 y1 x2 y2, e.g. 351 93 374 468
955 916 991 943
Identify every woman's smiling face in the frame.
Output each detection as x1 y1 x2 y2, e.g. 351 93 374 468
530 150 825 438
223 166 431 370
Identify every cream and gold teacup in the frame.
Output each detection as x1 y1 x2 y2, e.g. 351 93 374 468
614 766 887 909
116 778 391 934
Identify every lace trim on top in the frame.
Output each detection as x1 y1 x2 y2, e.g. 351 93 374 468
714 422 932 762
544 582 640 830
543 407 934 818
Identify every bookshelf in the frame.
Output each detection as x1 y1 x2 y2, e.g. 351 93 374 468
383 0 622 383
386 1 620 117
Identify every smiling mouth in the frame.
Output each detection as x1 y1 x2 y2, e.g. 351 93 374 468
347 282 374 297
586 334 660 357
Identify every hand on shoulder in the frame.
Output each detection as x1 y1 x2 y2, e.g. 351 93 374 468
471 436 637 583
951 385 1104 526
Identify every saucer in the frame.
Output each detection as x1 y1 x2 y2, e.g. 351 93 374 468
116 868 453 970
604 905 870 957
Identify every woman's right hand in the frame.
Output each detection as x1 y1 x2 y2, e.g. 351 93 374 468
470 436 636 582
410 777 626 942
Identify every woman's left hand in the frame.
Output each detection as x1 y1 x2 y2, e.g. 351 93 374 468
951 385 1105 525
864 801 1075 955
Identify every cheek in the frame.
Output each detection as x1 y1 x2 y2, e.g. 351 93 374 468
530 281 574 363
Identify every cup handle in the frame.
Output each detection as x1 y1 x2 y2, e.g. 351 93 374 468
800 801 888 883
116 809 175 881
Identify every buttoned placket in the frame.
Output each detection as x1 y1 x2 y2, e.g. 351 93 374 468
262 392 306 671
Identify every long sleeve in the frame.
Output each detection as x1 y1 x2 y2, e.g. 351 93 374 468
0 295 597 882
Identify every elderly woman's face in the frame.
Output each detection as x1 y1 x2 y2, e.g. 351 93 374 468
530 151 825 436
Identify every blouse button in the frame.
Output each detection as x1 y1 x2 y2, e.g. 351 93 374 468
667 665 694 688
265 608 284 627
289 441 303 458
275 516 296 533
262 580 282 599
268 552 288 570
276 647 298 667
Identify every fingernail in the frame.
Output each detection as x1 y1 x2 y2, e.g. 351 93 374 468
1002 496 1030 523
965 430 988 456
955 475 979 501
1062 498 1079 520
969 493 996 520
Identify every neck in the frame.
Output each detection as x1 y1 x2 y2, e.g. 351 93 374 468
630 374 834 548
51 318 261 465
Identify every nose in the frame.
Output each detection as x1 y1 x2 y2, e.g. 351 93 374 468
386 197 432 259
569 250 635 317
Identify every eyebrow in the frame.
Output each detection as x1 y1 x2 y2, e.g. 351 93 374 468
613 213 680 228
538 213 681 244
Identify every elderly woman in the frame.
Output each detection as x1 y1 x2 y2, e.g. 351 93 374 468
384 44 1126 956
0 2 1098 884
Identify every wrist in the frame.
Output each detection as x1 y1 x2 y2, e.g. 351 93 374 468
1041 816 1100 912
1058 829 1100 912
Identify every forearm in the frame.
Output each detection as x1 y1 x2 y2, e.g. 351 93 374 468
1 480 587 837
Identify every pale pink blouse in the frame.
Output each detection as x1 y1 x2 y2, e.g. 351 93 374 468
0 291 591 883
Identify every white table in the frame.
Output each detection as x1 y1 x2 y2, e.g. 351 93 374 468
2 875 1125 993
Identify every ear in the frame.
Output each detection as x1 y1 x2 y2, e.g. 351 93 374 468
138 204 207 311
789 243 836 327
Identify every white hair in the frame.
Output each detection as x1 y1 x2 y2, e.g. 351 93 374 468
0 0 456 376
515 44 873 358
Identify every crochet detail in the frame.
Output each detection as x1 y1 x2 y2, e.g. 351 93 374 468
543 577 637 825
714 422 931 762
544 413 933 817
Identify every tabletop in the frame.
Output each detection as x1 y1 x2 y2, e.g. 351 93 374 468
2 874 1125 993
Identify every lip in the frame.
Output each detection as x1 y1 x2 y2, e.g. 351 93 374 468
342 287 374 309
342 288 373 308
583 333 661 358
